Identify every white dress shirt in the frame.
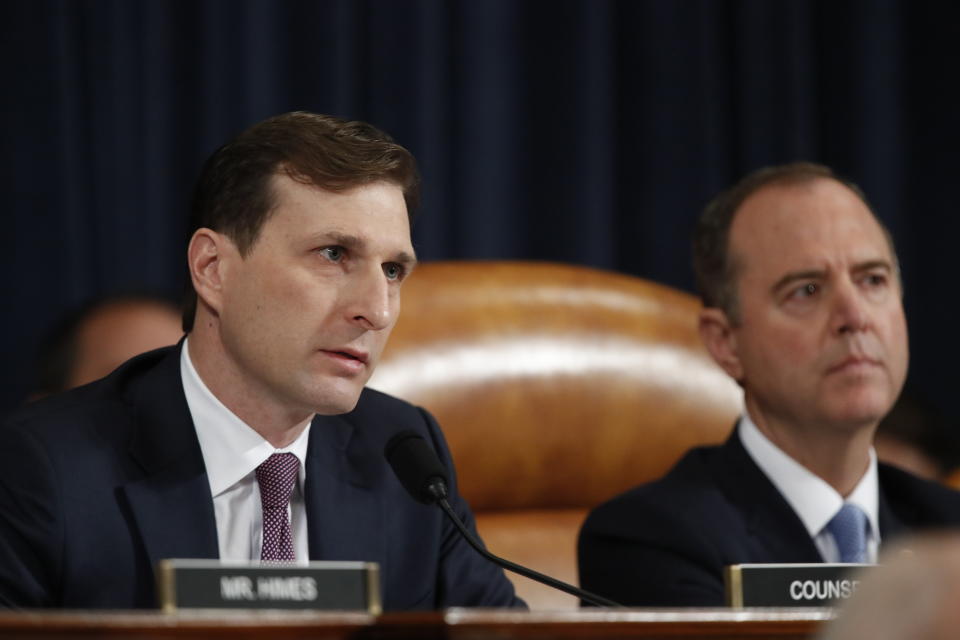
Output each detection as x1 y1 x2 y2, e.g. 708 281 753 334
738 413 880 563
180 338 312 565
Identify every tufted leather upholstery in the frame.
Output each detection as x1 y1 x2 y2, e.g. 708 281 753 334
368 261 742 609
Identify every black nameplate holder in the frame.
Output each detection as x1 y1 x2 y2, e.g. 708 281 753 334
157 559 381 613
725 563 872 607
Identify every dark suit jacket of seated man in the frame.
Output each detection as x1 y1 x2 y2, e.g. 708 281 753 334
577 420 960 606
0 344 520 609
578 163 960 607
0 112 522 610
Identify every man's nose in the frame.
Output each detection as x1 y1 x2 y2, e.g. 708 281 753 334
346 266 394 331
831 279 870 335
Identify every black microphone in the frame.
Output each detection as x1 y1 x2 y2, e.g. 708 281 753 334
384 430 621 608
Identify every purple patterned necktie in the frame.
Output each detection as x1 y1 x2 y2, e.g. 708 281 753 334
256 453 300 563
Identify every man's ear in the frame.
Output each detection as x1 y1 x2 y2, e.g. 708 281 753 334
698 307 744 382
187 228 234 315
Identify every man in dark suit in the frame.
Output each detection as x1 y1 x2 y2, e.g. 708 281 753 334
578 162 960 606
0 112 522 610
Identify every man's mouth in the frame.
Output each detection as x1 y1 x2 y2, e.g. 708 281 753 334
826 355 880 374
323 349 369 364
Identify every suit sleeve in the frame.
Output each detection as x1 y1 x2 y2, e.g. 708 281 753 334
577 494 727 607
419 407 526 609
0 422 63 608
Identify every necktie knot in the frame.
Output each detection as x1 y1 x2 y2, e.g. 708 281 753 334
256 453 299 562
826 502 868 563
256 453 299 509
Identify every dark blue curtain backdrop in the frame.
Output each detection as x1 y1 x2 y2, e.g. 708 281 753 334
2 1 959 425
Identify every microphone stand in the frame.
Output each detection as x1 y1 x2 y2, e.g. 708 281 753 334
434 493 621 608
385 432 621 609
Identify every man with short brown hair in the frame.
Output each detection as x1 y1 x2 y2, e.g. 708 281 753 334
0 112 521 610
578 162 960 606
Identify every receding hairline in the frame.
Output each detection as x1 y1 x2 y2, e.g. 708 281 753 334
725 174 900 285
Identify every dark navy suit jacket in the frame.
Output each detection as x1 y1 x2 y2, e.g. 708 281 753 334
578 427 960 606
0 345 522 610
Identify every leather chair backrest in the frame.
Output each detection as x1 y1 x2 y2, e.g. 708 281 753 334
368 261 742 608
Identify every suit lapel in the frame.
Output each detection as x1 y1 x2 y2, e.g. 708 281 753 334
123 469 219 565
877 468 909 543
116 346 387 571
304 414 385 569
119 345 219 568
713 427 824 563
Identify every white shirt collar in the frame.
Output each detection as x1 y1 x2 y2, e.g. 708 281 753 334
738 412 880 542
180 337 312 498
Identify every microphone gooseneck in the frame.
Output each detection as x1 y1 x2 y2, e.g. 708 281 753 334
384 430 621 609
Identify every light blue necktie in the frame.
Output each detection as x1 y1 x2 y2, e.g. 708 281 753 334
825 502 868 563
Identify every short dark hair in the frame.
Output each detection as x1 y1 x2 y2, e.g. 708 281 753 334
183 111 421 332
692 162 895 324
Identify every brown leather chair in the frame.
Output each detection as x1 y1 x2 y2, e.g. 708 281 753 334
367 261 742 609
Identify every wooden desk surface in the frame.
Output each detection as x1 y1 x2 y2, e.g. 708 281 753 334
0 608 834 639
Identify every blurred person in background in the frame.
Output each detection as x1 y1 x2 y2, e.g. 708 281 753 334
31 294 184 398
873 389 960 482
819 534 960 640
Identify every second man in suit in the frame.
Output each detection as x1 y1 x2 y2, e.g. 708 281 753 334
578 162 960 606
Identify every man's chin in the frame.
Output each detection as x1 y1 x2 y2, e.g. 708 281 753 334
302 383 365 416
824 377 895 412
312 397 362 416
825 396 892 429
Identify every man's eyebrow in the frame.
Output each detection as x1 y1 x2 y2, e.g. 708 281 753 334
394 251 418 267
770 260 894 295
771 270 825 296
316 231 364 249
851 259 894 274
315 231 418 266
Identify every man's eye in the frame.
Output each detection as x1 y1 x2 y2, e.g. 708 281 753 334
792 282 818 298
383 263 404 281
864 273 887 287
321 247 343 262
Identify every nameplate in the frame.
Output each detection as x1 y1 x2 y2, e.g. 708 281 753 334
725 563 871 607
157 559 381 613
